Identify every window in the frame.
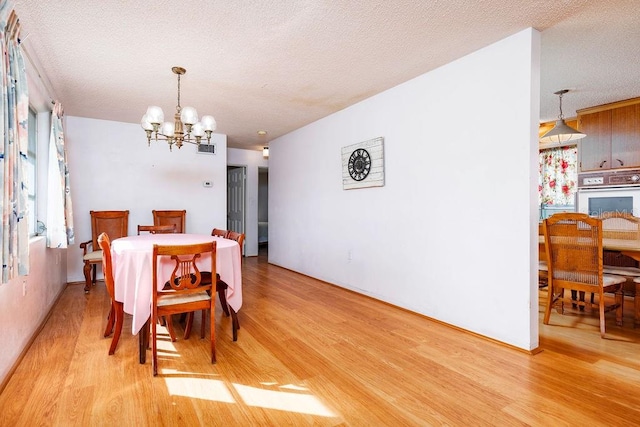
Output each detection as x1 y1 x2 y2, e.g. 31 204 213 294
538 145 578 219
26 106 37 236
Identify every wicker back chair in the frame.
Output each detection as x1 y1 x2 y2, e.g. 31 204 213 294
542 213 625 337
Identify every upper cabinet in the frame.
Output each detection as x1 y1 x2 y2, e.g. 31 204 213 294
577 98 640 171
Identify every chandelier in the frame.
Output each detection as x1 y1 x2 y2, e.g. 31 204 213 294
141 66 216 150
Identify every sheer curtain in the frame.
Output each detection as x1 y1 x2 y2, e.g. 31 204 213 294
538 145 578 206
46 102 74 248
0 0 29 284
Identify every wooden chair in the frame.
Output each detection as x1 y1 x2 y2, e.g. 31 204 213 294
152 210 186 233
97 233 124 355
138 224 177 235
542 213 626 338
152 241 217 376
212 228 229 238
80 210 129 293
599 212 640 326
187 230 244 341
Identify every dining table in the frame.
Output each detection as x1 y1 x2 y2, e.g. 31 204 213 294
110 233 242 362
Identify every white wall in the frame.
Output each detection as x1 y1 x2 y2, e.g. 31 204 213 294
269 29 540 350
64 117 228 283
227 148 269 256
0 239 67 385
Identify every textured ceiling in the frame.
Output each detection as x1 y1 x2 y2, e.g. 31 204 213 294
13 0 640 151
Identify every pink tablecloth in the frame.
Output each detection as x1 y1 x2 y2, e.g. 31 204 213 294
111 234 242 334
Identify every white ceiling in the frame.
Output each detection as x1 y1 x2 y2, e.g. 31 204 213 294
13 0 640 151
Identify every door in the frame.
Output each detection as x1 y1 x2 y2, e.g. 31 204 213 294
227 166 245 239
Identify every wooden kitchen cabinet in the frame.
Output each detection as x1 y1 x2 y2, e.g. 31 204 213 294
611 103 640 168
577 98 640 171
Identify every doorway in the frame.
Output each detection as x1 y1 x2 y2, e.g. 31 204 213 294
258 167 269 256
227 166 246 246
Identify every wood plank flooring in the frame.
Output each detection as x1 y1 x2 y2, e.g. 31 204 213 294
2 248 640 425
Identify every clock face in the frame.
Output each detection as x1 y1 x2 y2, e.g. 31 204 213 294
348 148 371 181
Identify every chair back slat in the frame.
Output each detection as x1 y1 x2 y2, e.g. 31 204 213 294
138 224 177 234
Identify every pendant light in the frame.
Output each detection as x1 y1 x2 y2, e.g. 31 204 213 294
540 89 586 144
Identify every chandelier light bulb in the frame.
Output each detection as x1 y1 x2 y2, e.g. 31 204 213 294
201 115 216 131
145 106 164 125
141 115 154 131
161 121 175 137
180 106 198 125
192 122 204 137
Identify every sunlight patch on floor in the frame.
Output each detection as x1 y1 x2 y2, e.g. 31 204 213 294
164 376 235 403
233 383 336 417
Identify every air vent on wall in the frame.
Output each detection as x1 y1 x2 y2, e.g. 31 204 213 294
197 143 216 155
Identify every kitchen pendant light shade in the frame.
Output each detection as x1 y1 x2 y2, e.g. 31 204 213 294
540 89 586 144
540 119 585 144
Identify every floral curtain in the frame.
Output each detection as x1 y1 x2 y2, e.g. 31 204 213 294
538 145 578 206
46 102 74 248
0 0 29 284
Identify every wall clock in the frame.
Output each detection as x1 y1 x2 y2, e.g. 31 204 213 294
341 137 384 190
348 148 371 181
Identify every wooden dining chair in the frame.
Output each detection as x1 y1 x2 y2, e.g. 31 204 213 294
542 213 626 338
137 224 177 235
599 212 640 326
80 210 129 293
97 232 124 355
186 230 244 341
152 241 217 376
152 210 186 233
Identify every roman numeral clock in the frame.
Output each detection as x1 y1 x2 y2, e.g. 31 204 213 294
341 137 384 190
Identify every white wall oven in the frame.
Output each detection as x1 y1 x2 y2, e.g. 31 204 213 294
576 169 640 216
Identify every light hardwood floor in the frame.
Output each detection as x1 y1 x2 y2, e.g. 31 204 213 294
2 249 640 425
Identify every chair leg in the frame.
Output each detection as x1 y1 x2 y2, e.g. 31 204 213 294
615 289 624 327
599 292 607 338
230 308 239 342
184 312 194 339
217 281 230 317
164 316 177 342
152 316 158 376
635 281 640 328
201 310 206 339
108 301 124 355
83 261 92 293
104 303 115 337
543 285 557 325
210 307 216 364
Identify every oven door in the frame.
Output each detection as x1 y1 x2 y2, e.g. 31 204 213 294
576 186 640 216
